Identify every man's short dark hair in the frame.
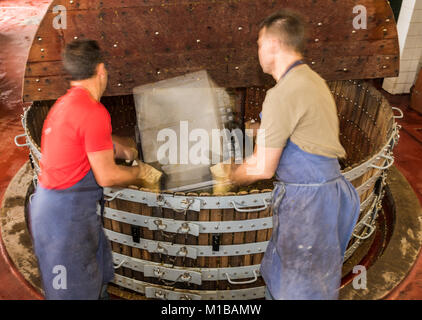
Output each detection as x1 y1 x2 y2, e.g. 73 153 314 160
259 10 306 54
62 39 103 81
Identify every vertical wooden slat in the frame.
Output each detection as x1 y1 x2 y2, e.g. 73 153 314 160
209 198 223 291
173 192 186 267
198 192 212 289
107 199 123 277
219 192 235 290
126 186 144 281
115 198 133 279
229 191 248 281
254 189 273 265
186 192 199 290
244 190 259 266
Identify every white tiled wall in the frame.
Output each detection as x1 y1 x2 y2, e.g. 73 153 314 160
383 0 422 94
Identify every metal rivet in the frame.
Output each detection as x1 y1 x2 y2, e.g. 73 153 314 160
238 26 243 31
315 38 319 42
118 83 122 87
70 0 74 3
157 70 161 75
343 68 348 72
311 61 316 65
235 66 239 70
155 31 159 35
40 48 44 52
352 30 356 34
113 43 118 47
383 29 387 32
317 22 322 26
35 79 40 82
74 36 78 40
196 39 201 43
383 65 387 69
386 19 390 22
37 37 42 41
37 88 42 91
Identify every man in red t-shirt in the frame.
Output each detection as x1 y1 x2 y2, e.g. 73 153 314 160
29 40 159 299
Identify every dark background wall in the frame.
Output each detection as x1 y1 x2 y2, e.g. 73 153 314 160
390 0 403 21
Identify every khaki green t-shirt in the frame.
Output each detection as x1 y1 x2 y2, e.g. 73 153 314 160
257 64 346 159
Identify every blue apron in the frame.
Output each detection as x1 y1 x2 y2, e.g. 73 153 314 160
260 140 360 300
29 170 114 299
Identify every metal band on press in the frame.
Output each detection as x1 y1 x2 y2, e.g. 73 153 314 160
100 206 273 235
104 229 269 258
112 252 261 285
113 274 266 300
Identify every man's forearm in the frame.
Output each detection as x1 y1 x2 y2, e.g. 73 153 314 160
104 164 140 187
231 163 268 186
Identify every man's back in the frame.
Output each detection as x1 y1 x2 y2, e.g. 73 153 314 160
259 64 346 159
39 86 113 190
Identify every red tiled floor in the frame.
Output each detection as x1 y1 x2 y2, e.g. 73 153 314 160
0 1 422 300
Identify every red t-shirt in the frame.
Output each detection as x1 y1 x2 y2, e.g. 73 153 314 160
39 86 113 189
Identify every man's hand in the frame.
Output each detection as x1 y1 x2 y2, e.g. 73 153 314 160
122 147 138 161
112 135 138 161
210 161 236 194
133 160 163 191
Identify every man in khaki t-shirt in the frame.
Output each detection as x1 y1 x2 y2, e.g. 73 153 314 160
230 10 360 300
259 63 346 159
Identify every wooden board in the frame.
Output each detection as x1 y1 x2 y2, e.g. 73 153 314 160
23 0 399 101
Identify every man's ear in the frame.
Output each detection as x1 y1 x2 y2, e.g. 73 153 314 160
270 37 282 54
97 63 106 78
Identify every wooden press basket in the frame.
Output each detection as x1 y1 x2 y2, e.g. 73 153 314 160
19 79 400 300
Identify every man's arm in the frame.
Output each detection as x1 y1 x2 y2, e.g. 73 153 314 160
230 145 282 186
87 149 140 187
